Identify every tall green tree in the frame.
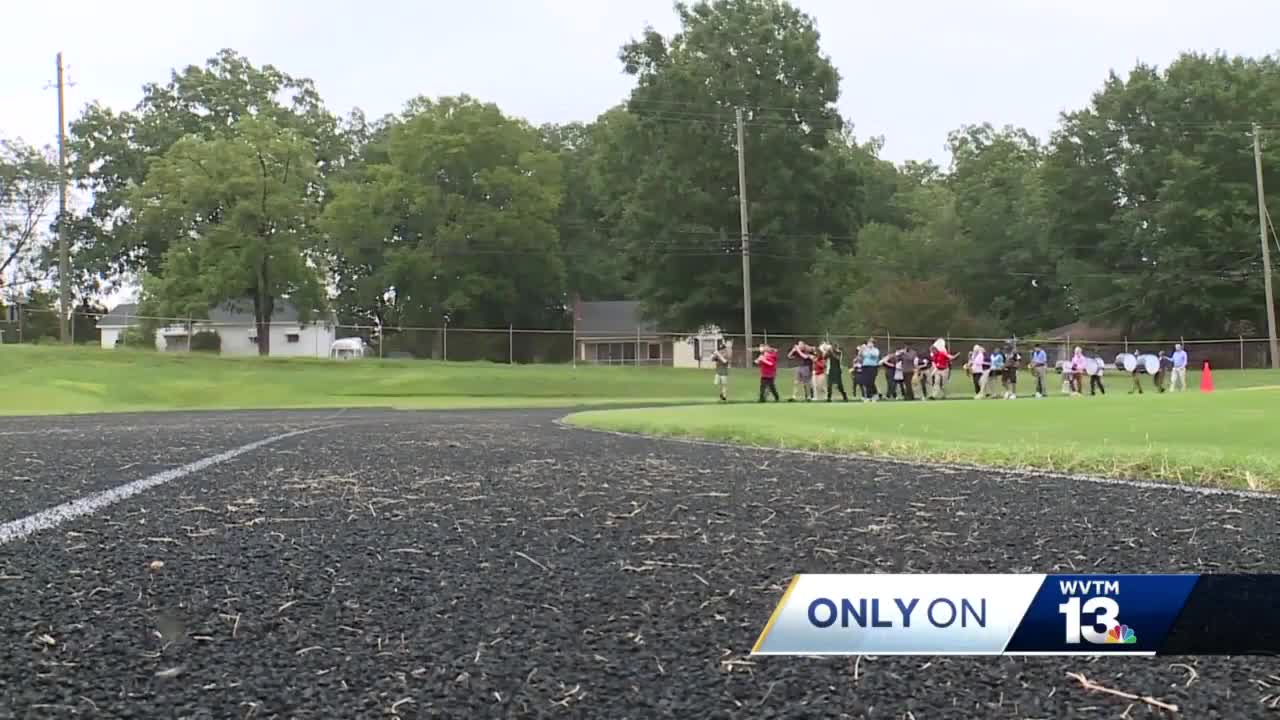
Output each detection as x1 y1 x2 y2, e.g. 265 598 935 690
612 0 850 332
946 123 1070 334
0 139 58 293
1043 52 1280 336
541 115 634 301
322 96 564 330
131 117 326 355
68 49 342 290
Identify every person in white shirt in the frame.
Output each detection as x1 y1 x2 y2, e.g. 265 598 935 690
1170 344 1189 391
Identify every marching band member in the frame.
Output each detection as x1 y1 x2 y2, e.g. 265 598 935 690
859 339 881 401
1031 343 1048 397
967 344 986 399
929 339 957 399
811 343 829 399
788 340 814 402
986 346 1005 399
754 343 780 402
1088 350 1106 396
1069 347 1087 396
1129 350 1146 394
1170 343 1189 391
824 343 849 401
710 342 731 402
1003 344 1021 399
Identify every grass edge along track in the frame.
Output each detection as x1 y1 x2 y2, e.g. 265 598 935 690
565 384 1280 492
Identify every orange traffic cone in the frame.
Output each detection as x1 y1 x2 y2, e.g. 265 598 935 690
1200 361 1214 393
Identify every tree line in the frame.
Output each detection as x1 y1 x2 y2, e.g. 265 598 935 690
3 0 1279 354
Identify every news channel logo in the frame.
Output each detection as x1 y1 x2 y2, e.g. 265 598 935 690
751 574 1202 655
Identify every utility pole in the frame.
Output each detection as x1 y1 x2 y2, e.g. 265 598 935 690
735 107 753 357
56 52 71 344
1253 123 1279 369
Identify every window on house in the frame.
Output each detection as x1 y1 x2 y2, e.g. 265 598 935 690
648 343 661 360
286 333 300 343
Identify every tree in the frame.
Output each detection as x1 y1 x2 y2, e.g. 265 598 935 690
1042 52 1280 336
68 49 342 291
0 139 58 294
611 0 851 332
131 116 326 355
322 96 564 332
945 123 1071 335
832 276 992 339
541 115 635 302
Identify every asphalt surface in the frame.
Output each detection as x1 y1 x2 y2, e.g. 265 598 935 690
2 407 1279 719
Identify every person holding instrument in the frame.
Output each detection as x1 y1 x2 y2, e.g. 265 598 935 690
755 343 780 402
710 342 731 402
824 343 849 402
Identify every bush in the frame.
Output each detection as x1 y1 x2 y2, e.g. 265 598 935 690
190 330 221 353
117 326 157 350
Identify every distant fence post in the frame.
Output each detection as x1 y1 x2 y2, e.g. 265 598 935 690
443 321 448 361
509 324 514 364
635 327 641 367
886 332 892 352
1241 335 1245 370
1124 336 1128 353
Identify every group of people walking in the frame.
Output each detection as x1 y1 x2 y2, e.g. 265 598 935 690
1058 344 1191 395
742 338 966 403
705 338 1194 403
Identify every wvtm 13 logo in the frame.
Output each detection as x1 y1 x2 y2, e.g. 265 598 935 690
1057 579 1137 645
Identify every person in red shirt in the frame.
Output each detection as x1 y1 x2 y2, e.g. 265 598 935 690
811 345 829 399
754 343 780 402
928 339 958 400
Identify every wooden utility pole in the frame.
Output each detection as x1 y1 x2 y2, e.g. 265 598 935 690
1253 123 1279 368
735 108 753 357
56 52 70 343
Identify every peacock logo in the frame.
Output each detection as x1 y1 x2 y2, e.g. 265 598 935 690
1105 624 1137 644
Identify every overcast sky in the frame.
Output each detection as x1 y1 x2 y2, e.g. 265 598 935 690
4 0 1278 167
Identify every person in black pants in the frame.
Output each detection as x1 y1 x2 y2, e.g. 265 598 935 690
825 344 849 401
1089 351 1106 395
900 346 917 400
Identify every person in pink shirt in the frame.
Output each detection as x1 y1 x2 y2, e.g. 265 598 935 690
1068 346 1087 396
966 345 986 398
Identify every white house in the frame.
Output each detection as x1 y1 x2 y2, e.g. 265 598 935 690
97 302 338 358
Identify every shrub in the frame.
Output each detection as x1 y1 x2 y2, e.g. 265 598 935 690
190 330 221 353
117 326 157 350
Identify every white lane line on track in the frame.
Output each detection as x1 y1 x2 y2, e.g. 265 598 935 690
555 418 1280 501
0 426 326 546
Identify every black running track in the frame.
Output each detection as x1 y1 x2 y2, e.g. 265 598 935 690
1 408 1278 719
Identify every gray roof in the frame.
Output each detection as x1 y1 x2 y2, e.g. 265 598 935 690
98 301 319 327
574 301 659 337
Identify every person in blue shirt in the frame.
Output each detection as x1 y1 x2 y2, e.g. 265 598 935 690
986 347 1005 398
1170 343 1188 392
859 339 881 401
1030 344 1049 398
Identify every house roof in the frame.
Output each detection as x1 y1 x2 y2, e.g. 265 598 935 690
1044 319 1127 342
574 300 659 337
98 301 318 328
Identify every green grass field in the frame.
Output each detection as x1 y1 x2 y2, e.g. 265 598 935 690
6 345 1277 489
566 372 1280 490
0 345 748 415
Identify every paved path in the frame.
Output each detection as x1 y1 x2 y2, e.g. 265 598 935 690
2 408 1278 718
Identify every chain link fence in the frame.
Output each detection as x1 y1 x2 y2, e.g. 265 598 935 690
1 306 1275 369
